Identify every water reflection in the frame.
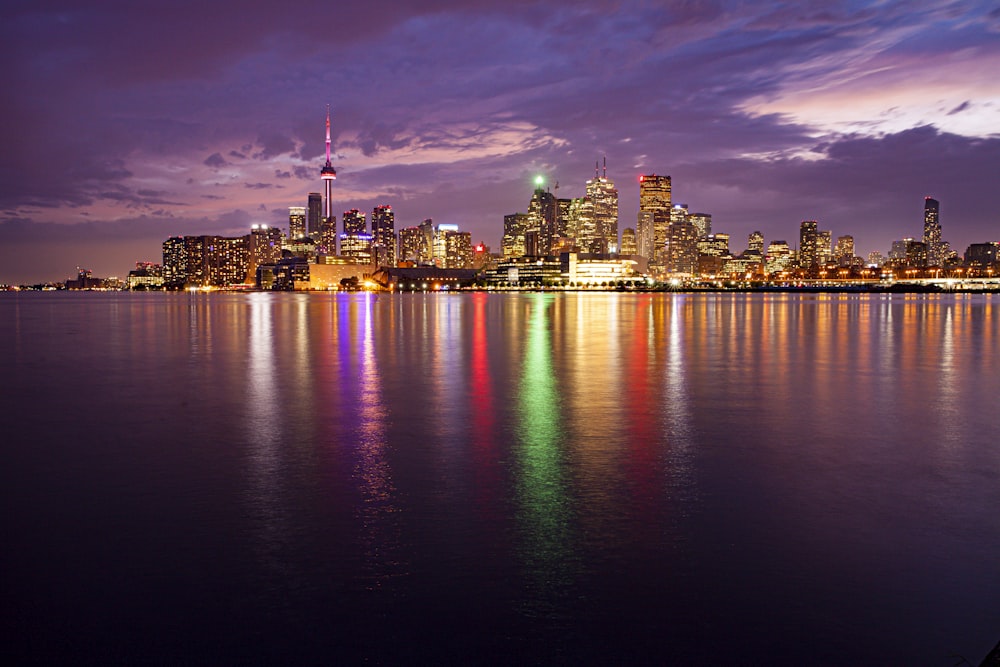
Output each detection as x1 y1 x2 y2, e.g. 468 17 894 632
515 294 575 617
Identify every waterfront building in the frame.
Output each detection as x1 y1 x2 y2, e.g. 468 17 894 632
372 205 396 267
620 228 637 256
698 233 730 258
923 197 943 266
341 209 372 263
665 219 699 275
288 206 306 240
636 210 654 260
867 251 886 267
799 221 819 268
639 174 672 267
248 225 283 284
162 237 187 287
817 230 832 266
399 226 424 264
502 213 529 259
585 159 619 254
748 231 764 254
905 239 929 267
765 240 793 274
307 193 322 238
445 231 474 269
964 242 1000 267
690 212 712 238
527 182 558 256
835 235 855 267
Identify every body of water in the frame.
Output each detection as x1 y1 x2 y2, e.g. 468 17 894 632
2 292 998 665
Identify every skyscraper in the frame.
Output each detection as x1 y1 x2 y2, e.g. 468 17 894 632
527 182 557 256
639 174 671 266
585 159 618 254
340 209 372 263
371 205 396 267
307 193 322 238
288 206 306 240
502 213 529 258
799 220 818 268
923 197 942 266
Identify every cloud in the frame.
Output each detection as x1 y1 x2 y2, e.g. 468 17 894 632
203 152 229 168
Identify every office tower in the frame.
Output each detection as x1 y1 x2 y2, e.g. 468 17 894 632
340 209 372 263
697 233 730 257
666 220 699 274
418 219 435 264
557 198 575 240
502 213 529 258
964 242 1000 267
636 211 654 259
307 193 322 238
527 182 558 256
689 212 712 238
765 240 793 274
288 206 306 240
835 235 855 266
799 220 819 268
318 217 338 255
817 230 832 265
889 239 908 261
923 197 942 266
320 107 337 218
371 205 396 267
162 237 187 287
905 239 928 267
748 231 764 254
640 174 672 266
867 251 885 267
585 158 618 254
620 228 637 255
399 226 425 263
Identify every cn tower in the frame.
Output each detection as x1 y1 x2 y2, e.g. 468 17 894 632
320 105 337 250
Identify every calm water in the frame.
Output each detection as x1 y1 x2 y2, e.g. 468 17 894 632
2 291 999 665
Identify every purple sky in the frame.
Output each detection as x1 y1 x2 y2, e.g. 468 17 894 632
2 0 998 283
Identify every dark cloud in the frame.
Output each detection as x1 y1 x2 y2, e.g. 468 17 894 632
204 153 229 168
948 101 971 115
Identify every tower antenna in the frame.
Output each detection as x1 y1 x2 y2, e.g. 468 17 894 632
603 156 607 179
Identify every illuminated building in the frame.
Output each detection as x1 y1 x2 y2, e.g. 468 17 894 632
665 219 699 275
341 209 372 263
636 211 654 259
162 237 187 287
502 213 529 258
923 197 943 265
867 251 885 267
126 262 164 290
562 252 641 285
248 225 283 284
964 242 1000 267
320 106 338 252
689 212 712 238
799 220 818 268
748 231 764 254
639 174 671 267
307 193 322 238
584 159 618 254
817 230 832 265
557 198 575 240
288 206 306 240
371 205 396 267
445 230 473 269
620 227 637 256
835 235 855 267
765 240 793 274
418 219 435 264
527 179 558 256
698 233 730 257
905 239 928 267
399 226 425 264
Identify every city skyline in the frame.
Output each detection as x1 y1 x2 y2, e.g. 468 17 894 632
1 1 998 283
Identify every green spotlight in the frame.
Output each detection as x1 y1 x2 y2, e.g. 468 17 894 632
534 175 545 187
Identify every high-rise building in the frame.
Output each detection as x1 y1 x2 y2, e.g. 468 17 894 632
620 228 637 255
689 212 712 238
639 174 672 267
399 226 425 263
835 235 855 266
585 159 618 254
665 220 699 275
698 233 730 257
340 209 372 263
162 237 187 287
636 211 654 260
371 205 396 267
248 225 283 284
905 239 928 267
527 181 558 256
445 230 474 269
799 220 819 268
418 219 435 264
288 206 306 240
748 231 764 254
307 193 322 238
502 213 529 258
817 230 832 265
765 240 793 274
923 197 943 266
